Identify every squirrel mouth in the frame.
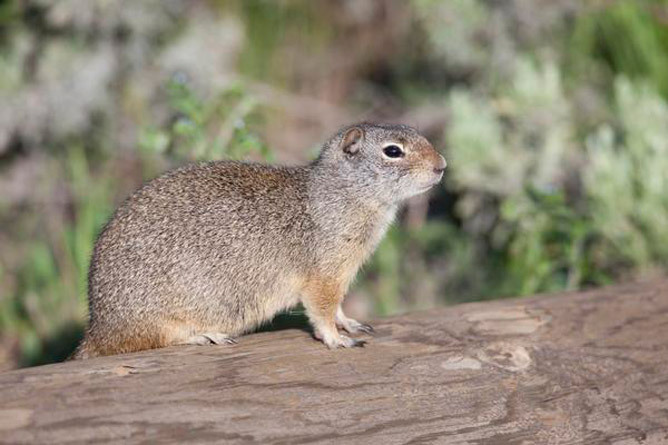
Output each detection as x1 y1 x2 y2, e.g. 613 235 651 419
416 175 443 193
417 182 438 193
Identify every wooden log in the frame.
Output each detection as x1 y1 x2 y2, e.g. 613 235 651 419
1 281 668 444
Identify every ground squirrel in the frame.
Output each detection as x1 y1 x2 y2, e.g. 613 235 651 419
72 123 446 358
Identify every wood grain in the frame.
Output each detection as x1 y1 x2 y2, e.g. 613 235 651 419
1 281 668 444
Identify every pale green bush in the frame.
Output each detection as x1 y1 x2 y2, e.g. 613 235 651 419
585 78 668 269
446 58 668 295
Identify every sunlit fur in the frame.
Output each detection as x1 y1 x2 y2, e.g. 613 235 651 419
73 123 446 358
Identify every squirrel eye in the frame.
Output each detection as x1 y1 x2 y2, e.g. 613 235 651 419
382 145 404 159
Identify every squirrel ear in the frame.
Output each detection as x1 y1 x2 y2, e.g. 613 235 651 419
341 127 364 155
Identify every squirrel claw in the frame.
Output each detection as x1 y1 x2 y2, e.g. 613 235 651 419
351 338 367 348
336 317 375 336
358 323 375 335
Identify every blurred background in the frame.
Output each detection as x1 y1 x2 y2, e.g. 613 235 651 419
1 0 667 369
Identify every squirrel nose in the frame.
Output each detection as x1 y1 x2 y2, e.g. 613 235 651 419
433 155 447 174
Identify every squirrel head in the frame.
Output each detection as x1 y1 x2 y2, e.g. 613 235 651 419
315 123 447 204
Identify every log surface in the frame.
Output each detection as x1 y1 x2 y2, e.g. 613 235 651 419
1 281 668 444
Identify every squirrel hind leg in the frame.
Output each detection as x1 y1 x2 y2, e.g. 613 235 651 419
176 332 237 346
165 322 238 347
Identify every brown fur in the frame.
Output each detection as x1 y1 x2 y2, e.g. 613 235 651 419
72 123 446 358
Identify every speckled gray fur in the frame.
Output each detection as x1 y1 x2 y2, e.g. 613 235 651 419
74 123 446 357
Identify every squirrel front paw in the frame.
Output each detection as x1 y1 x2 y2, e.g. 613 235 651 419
335 309 374 335
327 334 366 349
336 318 374 335
314 330 366 349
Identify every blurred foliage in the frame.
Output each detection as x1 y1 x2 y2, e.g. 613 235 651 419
2 0 668 368
1 76 269 366
1 146 113 365
362 0 668 309
585 78 668 267
139 78 271 162
569 0 668 98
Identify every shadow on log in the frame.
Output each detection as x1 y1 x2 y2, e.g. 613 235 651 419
1 281 668 444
